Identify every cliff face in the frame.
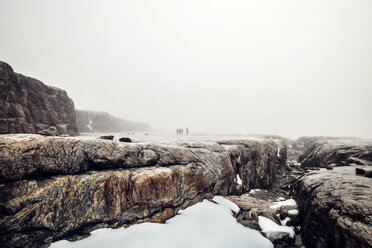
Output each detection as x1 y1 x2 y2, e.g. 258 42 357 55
0 61 79 136
0 135 279 248
76 110 148 133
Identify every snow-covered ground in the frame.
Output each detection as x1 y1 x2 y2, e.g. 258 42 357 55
51 196 273 248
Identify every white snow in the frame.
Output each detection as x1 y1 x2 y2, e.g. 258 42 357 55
288 209 299 216
280 217 291 226
276 197 285 201
269 199 297 209
212 195 240 213
258 216 295 239
236 174 242 185
50 196 273 248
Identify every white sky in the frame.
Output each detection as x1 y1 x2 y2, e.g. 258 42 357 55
1 0 371 139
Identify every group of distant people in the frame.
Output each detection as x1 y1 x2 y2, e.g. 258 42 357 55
176 128 189 135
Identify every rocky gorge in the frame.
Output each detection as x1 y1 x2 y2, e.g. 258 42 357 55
1 60 372 248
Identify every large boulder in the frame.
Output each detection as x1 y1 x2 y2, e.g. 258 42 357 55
0 61 79 136
293 166 372 248
0 135 279 248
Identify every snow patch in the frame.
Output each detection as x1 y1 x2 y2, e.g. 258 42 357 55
269 199 297 209
258 216 295 239
276 197 285 201
236 174 242 185
288 209 298 216
212 195 240 213
51 198 273 248
280 217 291 226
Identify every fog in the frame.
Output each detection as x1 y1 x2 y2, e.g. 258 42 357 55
1 0 371 139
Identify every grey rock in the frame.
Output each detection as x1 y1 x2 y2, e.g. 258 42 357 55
0 135 279 248
293 166 372 248
0 61 79 136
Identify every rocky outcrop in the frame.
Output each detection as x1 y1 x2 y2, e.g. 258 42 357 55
293 166 372 248
296 137 372 167
0 135 279 248
0 61 79 136
76 110 148 133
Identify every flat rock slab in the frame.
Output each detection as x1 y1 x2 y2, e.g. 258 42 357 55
0 134 279 248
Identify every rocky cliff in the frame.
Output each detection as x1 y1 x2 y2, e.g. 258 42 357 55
293 166 372 248
0 61 79 136
297 137 372 167
292 137 372 248
76 110 148 133
0 134 279 248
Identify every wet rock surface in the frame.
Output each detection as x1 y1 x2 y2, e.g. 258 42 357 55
294 166 372 248
0 134 278 248
0 61 79 136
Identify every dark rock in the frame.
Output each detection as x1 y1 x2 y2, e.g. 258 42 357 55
76 110 148 133
293 166 372 248
119 137 132 143
0 135 279 248
100 135 114 140
0 61 79 136
37 126 58 136
356 167 372 178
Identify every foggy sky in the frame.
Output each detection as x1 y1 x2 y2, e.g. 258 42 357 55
1 0 371 139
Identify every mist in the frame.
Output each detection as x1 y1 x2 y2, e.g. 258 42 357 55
1 0 371 139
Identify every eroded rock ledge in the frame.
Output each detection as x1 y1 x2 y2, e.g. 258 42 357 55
0 134 279 248
292 137 372 248
293 167 372 248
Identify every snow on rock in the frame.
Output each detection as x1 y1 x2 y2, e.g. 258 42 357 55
51 199 273 248
269 199 297 209
280 217 291 226
213 195 240 213
258 216 295 240
288 209 299 216
236 174 242 185
276 197 285 201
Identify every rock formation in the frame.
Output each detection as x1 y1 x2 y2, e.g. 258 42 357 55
292 137 372 248
293 166 372 248
0 135 279 248
296 137 372 167
0 61 79 136
76 110 148 133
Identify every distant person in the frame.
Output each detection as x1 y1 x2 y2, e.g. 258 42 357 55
186 128 189 135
